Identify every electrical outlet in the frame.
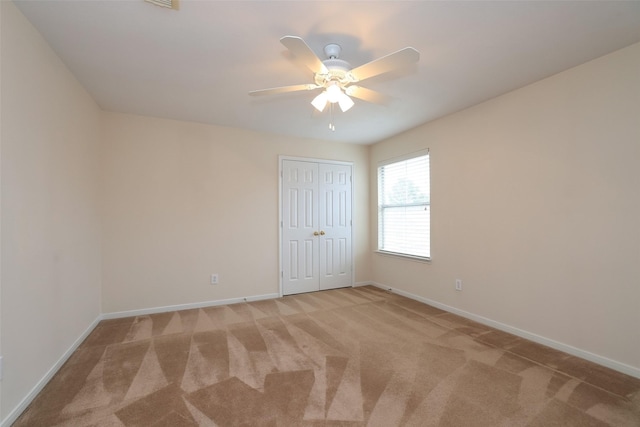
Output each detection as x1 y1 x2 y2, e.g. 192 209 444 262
455 279 463 291
211 274 219 285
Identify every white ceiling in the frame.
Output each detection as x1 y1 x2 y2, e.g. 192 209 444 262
14 1 640 145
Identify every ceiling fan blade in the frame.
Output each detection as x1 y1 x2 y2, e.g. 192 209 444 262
348 47 419 82
280 36 328 75
345 86 391 105
249 84 320 96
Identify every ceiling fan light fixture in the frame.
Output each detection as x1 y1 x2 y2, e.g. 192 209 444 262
326 83 342 103
311 92 328 112
252 36 420 121
338 93 354 112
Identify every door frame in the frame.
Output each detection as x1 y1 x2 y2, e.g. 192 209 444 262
278 155 355 297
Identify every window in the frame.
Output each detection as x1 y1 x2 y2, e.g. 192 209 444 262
377 151 430 259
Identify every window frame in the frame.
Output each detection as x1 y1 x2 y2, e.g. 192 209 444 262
376 149 431 262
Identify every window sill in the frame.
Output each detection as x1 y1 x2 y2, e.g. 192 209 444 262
375 250 431 263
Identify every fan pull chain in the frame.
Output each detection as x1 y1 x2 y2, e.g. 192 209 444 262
329 103 336 131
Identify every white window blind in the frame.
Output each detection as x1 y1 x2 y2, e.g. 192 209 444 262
378 152 430 259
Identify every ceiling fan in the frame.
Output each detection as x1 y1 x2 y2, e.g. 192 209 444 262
249 36 420 116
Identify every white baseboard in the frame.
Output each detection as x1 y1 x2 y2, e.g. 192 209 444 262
353 281 372 287
369 282 640 379
102 292 280 320
1 315 102 427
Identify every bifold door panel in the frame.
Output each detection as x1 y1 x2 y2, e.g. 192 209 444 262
282 160 352 295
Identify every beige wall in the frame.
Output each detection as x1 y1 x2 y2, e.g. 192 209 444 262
1 1 103 420
101 112 370 313
370 42 640 372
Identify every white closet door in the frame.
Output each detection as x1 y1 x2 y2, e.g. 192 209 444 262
281 159 353 296
282 160 320 295
318 163 352 290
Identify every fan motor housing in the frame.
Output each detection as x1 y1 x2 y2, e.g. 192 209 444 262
316 58 352 87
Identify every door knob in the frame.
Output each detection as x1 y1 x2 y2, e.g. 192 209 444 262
320 231 325 235
313 231 320 236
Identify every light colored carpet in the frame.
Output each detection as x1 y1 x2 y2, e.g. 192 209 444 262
14 286 640 426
